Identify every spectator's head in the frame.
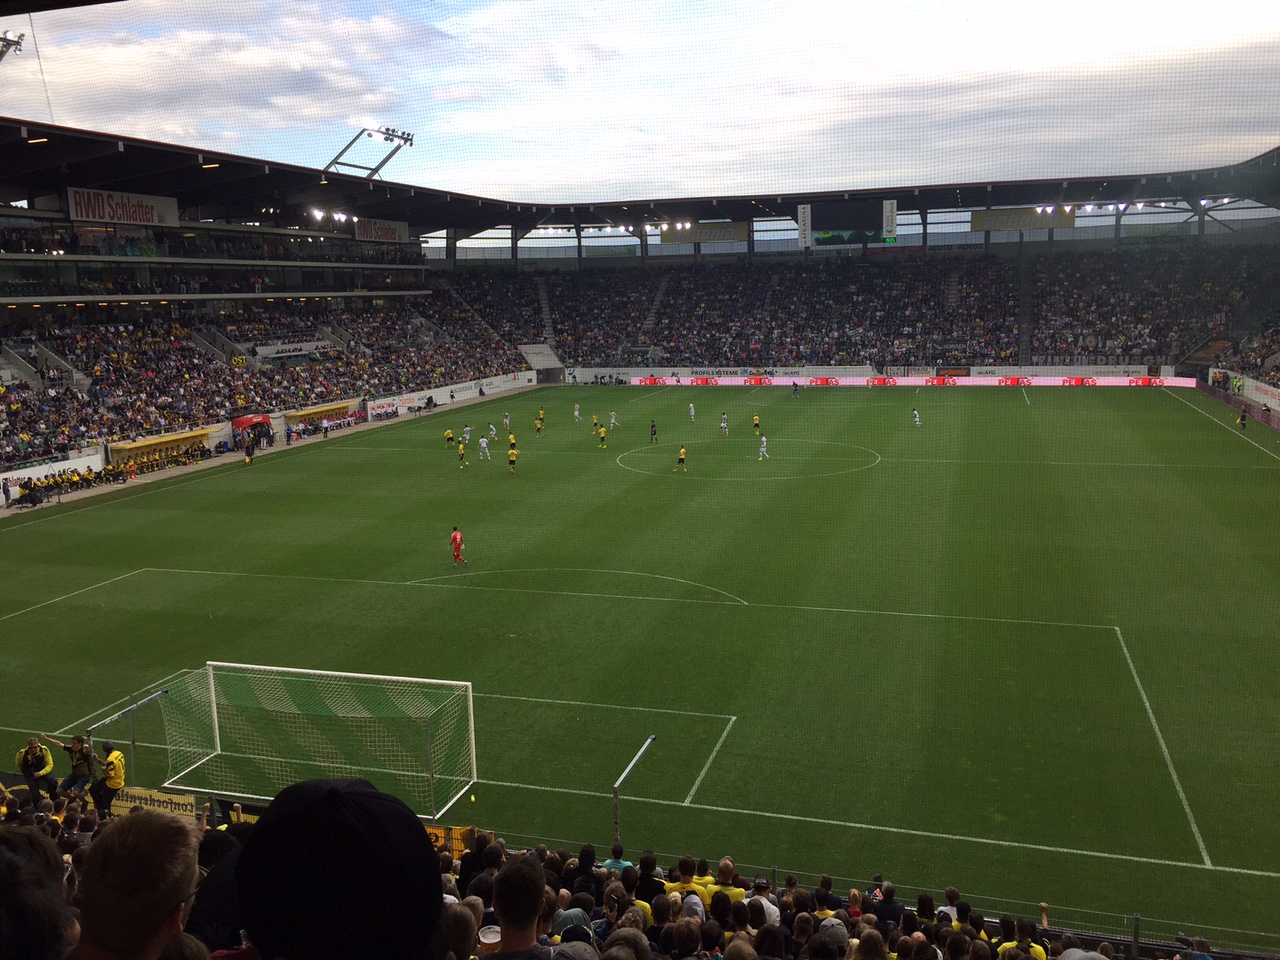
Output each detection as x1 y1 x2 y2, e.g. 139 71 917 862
470 871 496 907
579 844 597 869
711 890 733 925
853 929 889 960
0 828 75 958
1015 919 1034 942
236 779 442 960
881 882 896 903
725 938 758 960
620 864 639 896
677 855 696 881
999 917 1016 941
606 926 653 960
701 919 723 952
604 881 629 921
756 924 786 959
76 810 200 960
444 900 480 960
673 917 701 958
611 842 625 862
651 892 672 925
718 856 737 884
638 851 657 876
793 913 814 941
494 855 547 933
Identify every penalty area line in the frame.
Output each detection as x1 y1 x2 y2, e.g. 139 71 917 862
1162 387 1280 464
685 716 736 805
1115 626 1211 867
0 569 145 624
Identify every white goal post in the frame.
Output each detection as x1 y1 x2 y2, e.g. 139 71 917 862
159 662 476 819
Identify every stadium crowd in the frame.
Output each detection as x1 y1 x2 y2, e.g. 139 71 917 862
0 772 1219 960
0 306 526 468
1028 247 1254 360
1228 321 1280 387
4 245 1276 470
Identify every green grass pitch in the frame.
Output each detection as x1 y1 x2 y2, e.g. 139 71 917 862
3 384 1280 944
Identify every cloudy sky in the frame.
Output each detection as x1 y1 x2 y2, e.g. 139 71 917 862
3 0 1279 204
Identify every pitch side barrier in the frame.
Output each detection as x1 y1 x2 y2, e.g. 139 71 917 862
630 374 1198 387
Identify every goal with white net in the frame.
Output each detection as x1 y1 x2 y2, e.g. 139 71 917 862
158 662 475 819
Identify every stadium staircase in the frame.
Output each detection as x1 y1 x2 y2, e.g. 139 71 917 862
641 273 671 340
536 276 554 343
1017 258 1033 364
0 344 37 384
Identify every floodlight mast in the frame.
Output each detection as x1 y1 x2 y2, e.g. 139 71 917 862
0 31 24 62
324 125 414 179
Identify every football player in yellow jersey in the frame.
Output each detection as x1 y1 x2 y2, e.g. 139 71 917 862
444 428 454 447
508 432 516 449
535 418 543 437
674 445 687 471
752 415 760 436
508 447 520 474
598 425 608 448
458 442 468 468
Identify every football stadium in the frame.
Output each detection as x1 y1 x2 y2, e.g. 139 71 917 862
2 2 1280 958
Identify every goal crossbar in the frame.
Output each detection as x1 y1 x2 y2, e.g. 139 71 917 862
159 662 476 819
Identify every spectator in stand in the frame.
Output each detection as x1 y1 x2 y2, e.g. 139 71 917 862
88 740 125 819
0 825 77 957
40 733 95 799
68 810 201 960
873 882 905 928
16 736 59 806
601 842 634 874
235 778 443 960
491 854 553 960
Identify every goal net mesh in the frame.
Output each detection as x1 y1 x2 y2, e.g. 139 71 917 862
159 662 474 818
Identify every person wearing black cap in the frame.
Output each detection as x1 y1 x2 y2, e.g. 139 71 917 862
235 778 443 960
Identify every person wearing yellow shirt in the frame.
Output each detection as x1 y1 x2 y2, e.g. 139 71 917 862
663 856 711 907
598 426 608 448
458 442 469 469
444 428 454 447
16 736 58 803
508 447 520 475
704 858 747 902
89 739 126 818
995 919 1042 960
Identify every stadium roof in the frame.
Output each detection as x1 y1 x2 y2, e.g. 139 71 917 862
2 116 1278 241
0 0 121 13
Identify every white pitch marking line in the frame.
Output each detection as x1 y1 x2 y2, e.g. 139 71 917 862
477 692 733 720
0 725 170 750
628 387 670 403
685 716 736 804
58 667 197 735
1022 387 1031 406
1114 626 1212 866
880 458 1277 470
472 778 1278 879
1162 386 1280 464
140 565 1119 630
0 569 144 623
411 567 748 605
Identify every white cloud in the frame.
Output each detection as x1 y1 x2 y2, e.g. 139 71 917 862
5 1 1278 204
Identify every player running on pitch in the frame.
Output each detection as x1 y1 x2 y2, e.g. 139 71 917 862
598 425 608 448
758 435 769 460
609 410 618 429
913 408 921 427
721 412 728 437
574 402 581 422
508 446 520 474
463 425 472 443
488 423 497 439
752 414 760 436
674 444 687 472
451 526 467 566
650 420 658 444
689 402 696 423
478 436 491 460
458 441 469 469
503 411 510 430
